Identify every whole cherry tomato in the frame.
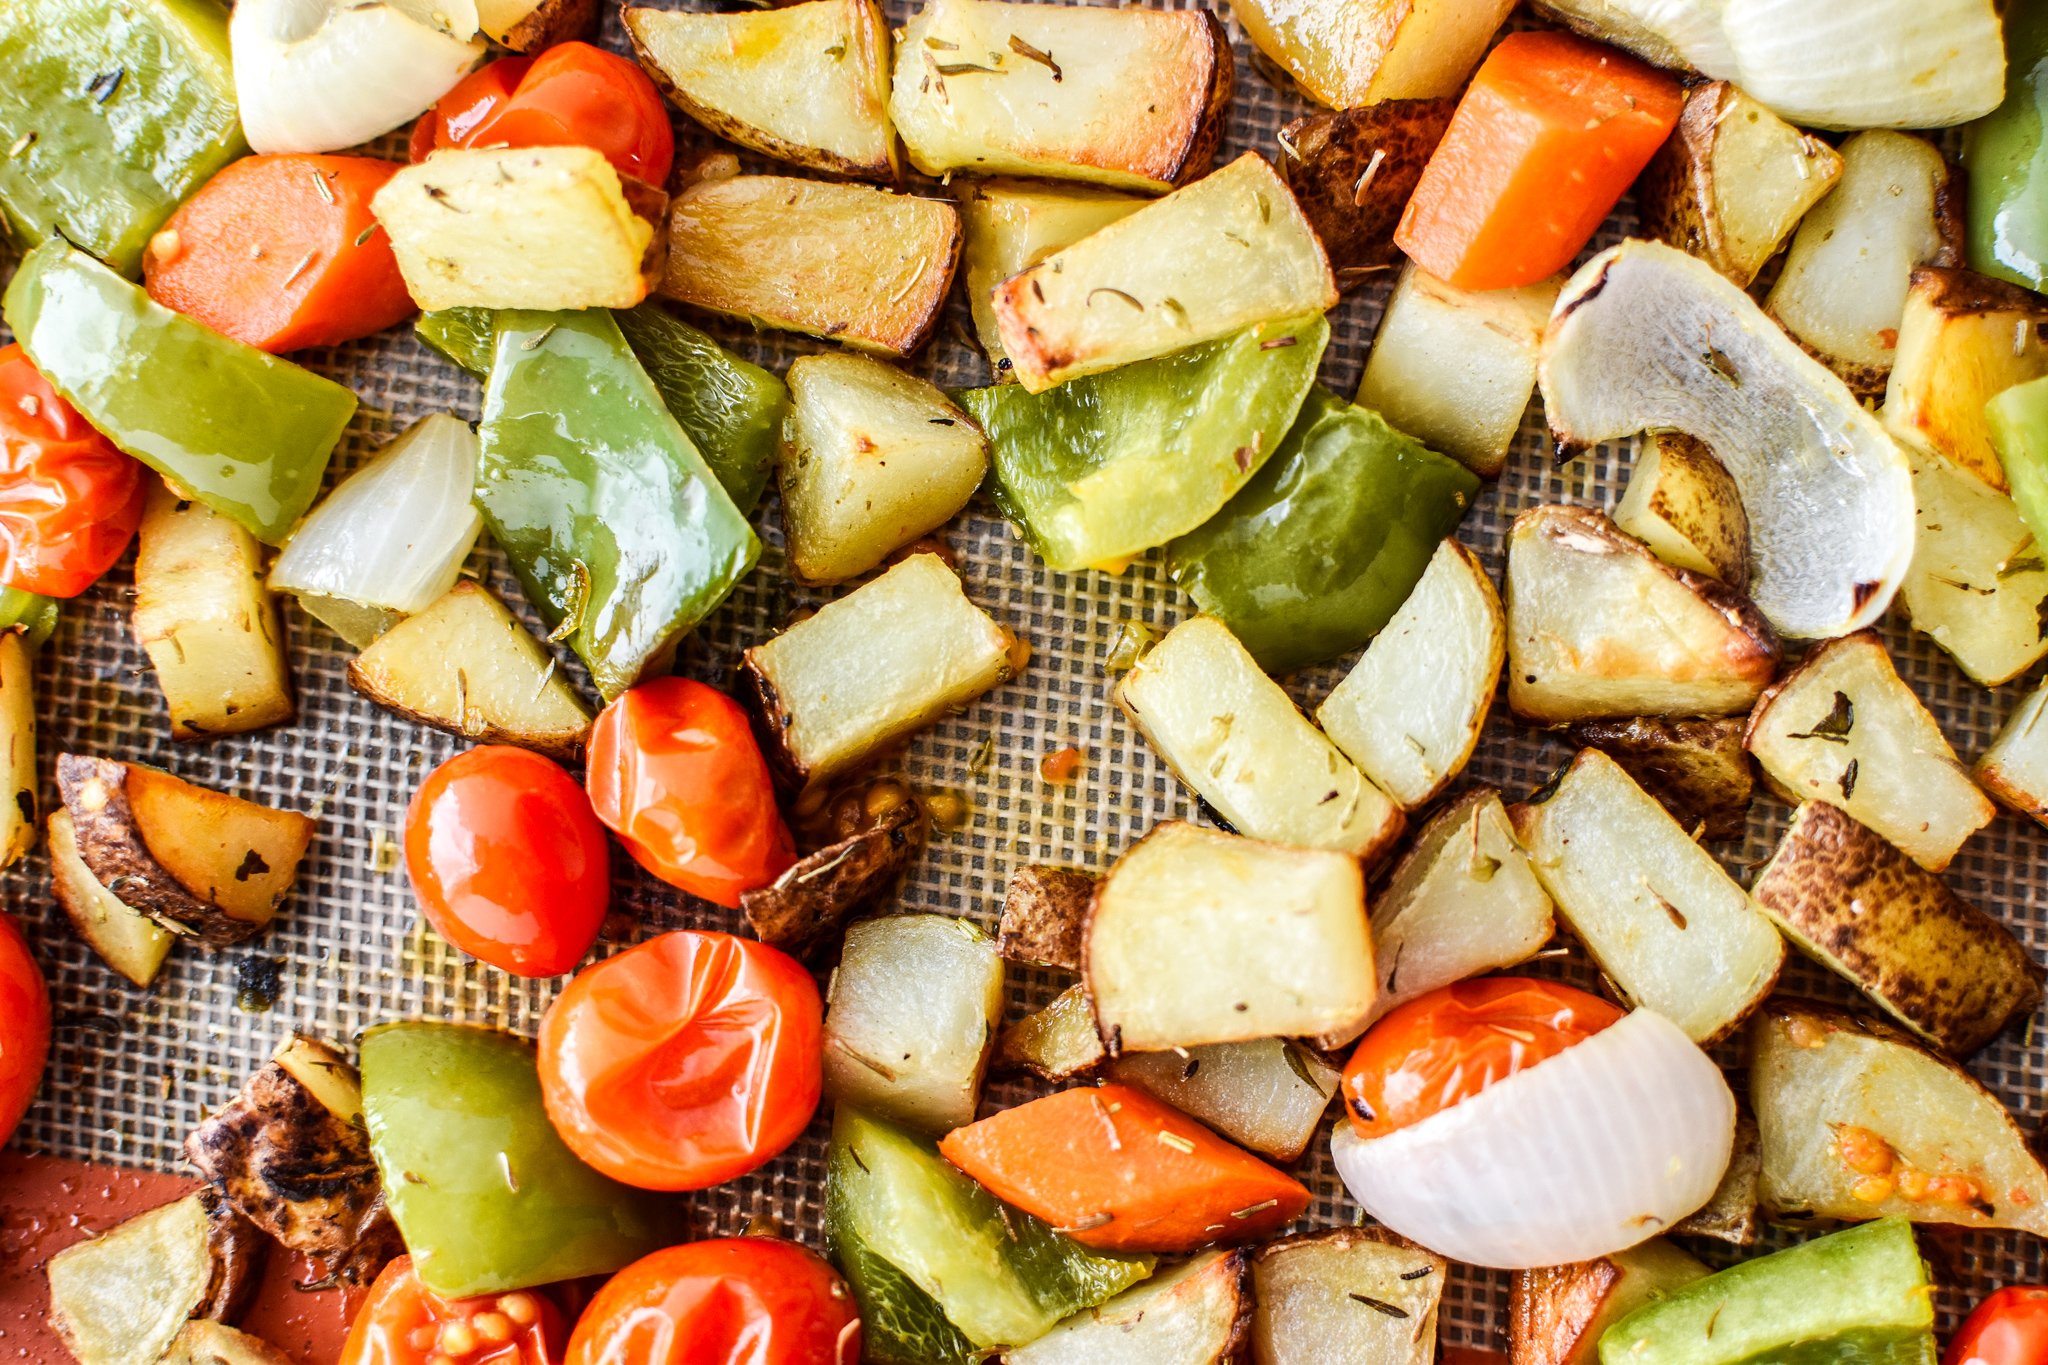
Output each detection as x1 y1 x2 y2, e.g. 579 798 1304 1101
341 1255 567 1365
1949 1287 2048 1365
566 1239 859 1365
1342 977 1624 1140
405 746 610 978
0 344 145 598
0 909 48 1145
410 44 674 186
538 931 822 1191
585 678 795 909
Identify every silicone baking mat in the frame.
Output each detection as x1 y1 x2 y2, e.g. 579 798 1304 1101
7 0 2040 1348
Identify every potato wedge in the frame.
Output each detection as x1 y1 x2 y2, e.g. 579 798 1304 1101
1508 1240 1708 1365
1277 99 1455 283
1252 1228 1445 1365
1636 81 1842 288
133 481 294 742
1008 1249 1251 1365
995 983 1106 1082
1977 678 2048 829
0 630 33 866
1316 540 1504 809
47 1190 263 1365
1612 433 1749 584
890 0 1229 192
476 0 596 50
1115 615 1403 860
1884 266 2048 491
1765 131 1963 395
995 863 1095 971
1229 0 1517 109
347 580 593 763
1671 1112 1762 1245
1086 820 1374 1054
162 1322 294 1365
1354 264 1559 480
1750 999 2048 1234
624 0 895 180
741 799 925 958
49 808 173 988
779 353 987 584
1510 749 1784 1043
743 553 1018 792
1504 506 1779 724
1751 801 2041 1055
956 179 1144 380
374 147 660 312
1354 789 1555 1035
1898 442 2048 686
1743 631 1992 871
1110 1038 1339 1163
57 755 316 947
992 153 1337 393
1563 716 1754 841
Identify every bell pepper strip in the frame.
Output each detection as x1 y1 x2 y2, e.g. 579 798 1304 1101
936 1084 1311 1254
1964 0 2048 292
476 309 760 702
0 0 245 276
0 344 146 598
142 154 415 354
2 240 356 545
1394 31 1683 291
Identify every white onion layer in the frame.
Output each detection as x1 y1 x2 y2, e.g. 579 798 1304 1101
1330 1008 1735 1269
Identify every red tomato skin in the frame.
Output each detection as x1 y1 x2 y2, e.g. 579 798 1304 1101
404 746 611 978
585 678 795 910
0 909 49 1146
341 1255 566 1365
411 45 673 185
1342 977 1625 1140
565 1240 859 1365
538 932 823 1192
1948 1287 2048 1365
0 345 145 598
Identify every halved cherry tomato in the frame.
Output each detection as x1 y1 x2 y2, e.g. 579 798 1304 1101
410 44 674 186
341 1254 567 1365
404 746 610 978
1949 1287 2048 1365
538 931 822 1191
565 1239 859 1365
1341 977 1625 1140
585 678 795 909
0 909 49 1146
0 344 145 599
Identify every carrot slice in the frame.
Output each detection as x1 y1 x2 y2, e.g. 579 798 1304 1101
143 154 416 354
937 1083 1310 1253
1393 31 1682 291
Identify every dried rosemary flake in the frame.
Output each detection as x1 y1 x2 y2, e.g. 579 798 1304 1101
935 61 1003 75
353 223 380 248
1788 690 1854 743
1052 1212 1114 1233
1157 1130 1196 1154
923 35 959 48
1087 286 1144 311
1399 1266 1435 1280
87 67 126 104
1350 1294 1410 1319
311 169 337 205
1259 335 1298 351
823 41 846 57
1839 757 1859 801
1231 1199 1279 1219
7 131 36 158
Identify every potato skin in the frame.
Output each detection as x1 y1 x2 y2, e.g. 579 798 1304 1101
1279 99 1454 282
995 864 1097 970
1566 715 1754 840
56 755 248 947
496 0 599 52
741 799 926 957
194 1186 267 1323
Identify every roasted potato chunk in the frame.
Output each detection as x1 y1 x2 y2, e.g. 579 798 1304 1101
1564 715 1754 841
1508 1240 1708 1365
741 798 925 958
46 1189 263 1365
1230 0 1517 108
1008 1249 1251 1365
1253 1228 1447 1365
1111 1037 1339 1163
1277 99 1455 283
1612 432 1748 585
995 982 1106 1082
1898 441 2048 686
49 808 174 988
995 863 1096 971
1978 678 2048 829
1671 1112 1762 1245
955 179 1144 380
162 1322 294 1365
475 0 597 50
1884 266 2048 492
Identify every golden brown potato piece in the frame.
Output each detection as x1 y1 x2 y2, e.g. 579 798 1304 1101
1671 1111 1762 1245
1278 99 1455 283
1252 1227 1446 1365
1884 266 2048 492
47 1189 264 1365
995 983 1107 1082
1230 0 1515 109
476 0 597 50
740 799 926 958
1611 432 1749 585
1564 715 1754 841
995 864 1097 971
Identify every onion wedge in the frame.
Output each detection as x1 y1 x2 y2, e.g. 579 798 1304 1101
1330 1008 1734 1269
1539 241 1913 640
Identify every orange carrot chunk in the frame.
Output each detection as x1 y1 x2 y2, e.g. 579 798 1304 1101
1393 31 1682 291
937 1084 1310 1254
143 154 416 354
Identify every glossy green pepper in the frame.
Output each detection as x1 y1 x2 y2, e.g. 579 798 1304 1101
1992 375 2048 553
0 0 244 275
477 309 760 701
957 316 1328 572
3 240 355 544
418 304 786 514
360 1022 683 1299
1965 1 2048 292
0 589 59 651
1167 388 1478 673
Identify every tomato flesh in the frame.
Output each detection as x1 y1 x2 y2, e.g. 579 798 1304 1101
1342 977 1625 1140
538 931 822 1192
0 909 48 1146
566 1239 860 1365
411 44 674 186
1948 1287 2048 1365
0 344 145 598
340 1255 566 1365
404 746 610 979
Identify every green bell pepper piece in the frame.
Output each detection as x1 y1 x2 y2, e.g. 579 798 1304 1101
0 588 60 651
1167 388 1478 673
360 1022 683 1299
1992 375 2048 552
419 304 786 514
3 240 355 544
477 309 760 700
957 316 1328 572
0 0 244 275
1965 1 2048 292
